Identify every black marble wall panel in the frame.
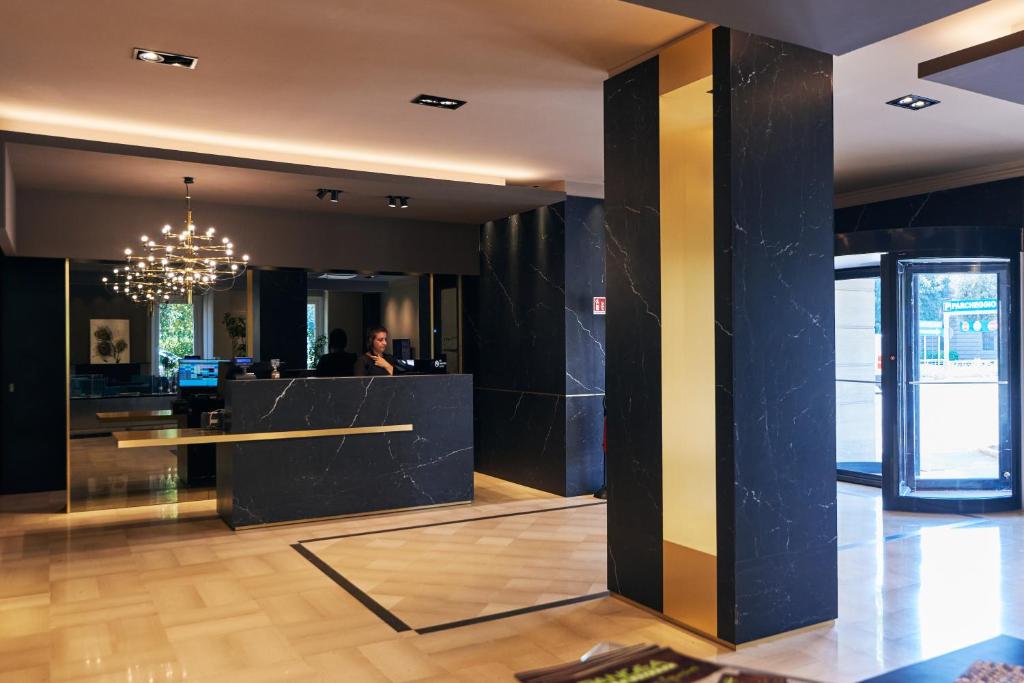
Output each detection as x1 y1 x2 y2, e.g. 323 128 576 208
564 198 606 395
475 389 566 493
218 375 473 527
475 198 606 497
713 27 837 644
478 204 567 395
0 257 67 494
564 394 604 496
255 268 307 371
836 178 1024 233
603 57 664 612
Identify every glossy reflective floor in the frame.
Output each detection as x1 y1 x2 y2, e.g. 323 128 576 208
69 436 215 512
0 478 1021 681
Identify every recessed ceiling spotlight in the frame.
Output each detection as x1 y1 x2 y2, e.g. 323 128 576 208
412 94 466 110
132 47 198 69
886 94 939 111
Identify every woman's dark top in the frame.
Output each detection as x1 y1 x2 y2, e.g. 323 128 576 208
354 352 403 376
315 351 357 377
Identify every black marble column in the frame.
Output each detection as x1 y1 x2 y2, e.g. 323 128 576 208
604 56 664 612
253 268 307 370
713 27 837 644
603 29 836 644
474 197 605 496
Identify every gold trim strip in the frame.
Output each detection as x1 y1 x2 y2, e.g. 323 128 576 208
429 273 435 358
245 269 254 356
96 410 177 423
65 258 71 513
114 423 414 448
232 499 472 530
457 274 463 373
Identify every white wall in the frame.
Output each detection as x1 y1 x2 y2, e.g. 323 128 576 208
212 285 248 358
381 276 420 357
326 292 363 354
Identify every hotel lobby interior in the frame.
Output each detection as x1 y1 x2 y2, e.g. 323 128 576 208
5 1 1024 681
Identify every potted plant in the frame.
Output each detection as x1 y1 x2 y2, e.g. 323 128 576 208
222 313 247 357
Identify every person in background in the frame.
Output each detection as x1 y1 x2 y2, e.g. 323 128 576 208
315 328 357 377
355 325 402 376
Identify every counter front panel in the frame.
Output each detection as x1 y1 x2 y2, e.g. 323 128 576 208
217 374 473 528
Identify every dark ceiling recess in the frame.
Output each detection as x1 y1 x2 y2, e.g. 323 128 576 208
619 0 988 55
132 48 198 69
919 30 1024 105
411 94 466 110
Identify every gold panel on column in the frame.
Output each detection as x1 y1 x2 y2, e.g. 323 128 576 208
663 541 717 637
659 30 716 637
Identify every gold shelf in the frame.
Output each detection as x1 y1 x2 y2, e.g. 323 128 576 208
113 424 414 448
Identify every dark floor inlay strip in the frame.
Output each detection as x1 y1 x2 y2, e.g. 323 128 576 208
414 592 610 635
296 500 607 544
291 543 412 632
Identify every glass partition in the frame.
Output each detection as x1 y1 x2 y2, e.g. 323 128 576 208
835 272 882 483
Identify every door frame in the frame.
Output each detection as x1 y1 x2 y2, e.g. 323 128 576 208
881 249 1021 513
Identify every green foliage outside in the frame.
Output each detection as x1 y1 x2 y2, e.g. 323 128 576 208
159 304 194 376
917 273 996 321
306 303 326 368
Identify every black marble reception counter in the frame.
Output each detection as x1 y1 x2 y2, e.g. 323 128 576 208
216 374 474 528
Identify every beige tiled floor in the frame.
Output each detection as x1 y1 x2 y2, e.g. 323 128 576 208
303 502 607 630
1 476 1022 682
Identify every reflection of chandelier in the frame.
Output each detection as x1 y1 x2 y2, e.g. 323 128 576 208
104 177 249 305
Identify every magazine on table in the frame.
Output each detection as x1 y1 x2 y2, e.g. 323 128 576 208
515 643 808 683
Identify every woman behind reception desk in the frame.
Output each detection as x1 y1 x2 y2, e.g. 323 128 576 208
355 325 405 376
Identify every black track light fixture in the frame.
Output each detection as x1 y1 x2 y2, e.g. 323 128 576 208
387 195 397 208
315 188 342 203
399 196 409 209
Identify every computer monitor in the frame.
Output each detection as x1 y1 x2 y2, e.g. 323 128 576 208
178 359 221 390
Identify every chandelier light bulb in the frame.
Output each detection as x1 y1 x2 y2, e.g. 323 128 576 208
242 254 249 261
140 235 148 242
162 224 172 233
124 248 132 255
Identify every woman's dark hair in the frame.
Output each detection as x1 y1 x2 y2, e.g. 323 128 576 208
328 328 348 352
365 325 388 353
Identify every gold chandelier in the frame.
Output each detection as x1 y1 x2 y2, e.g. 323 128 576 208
104 177 249 305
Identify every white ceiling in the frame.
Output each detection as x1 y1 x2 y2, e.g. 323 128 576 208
2 0 1024 202
0 0 700 190
835 0 1024 194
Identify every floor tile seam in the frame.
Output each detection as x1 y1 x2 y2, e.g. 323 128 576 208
295 501 607 544
292 539 611 636
280 500 575 541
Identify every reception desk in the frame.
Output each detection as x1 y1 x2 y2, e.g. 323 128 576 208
215 374 473 528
